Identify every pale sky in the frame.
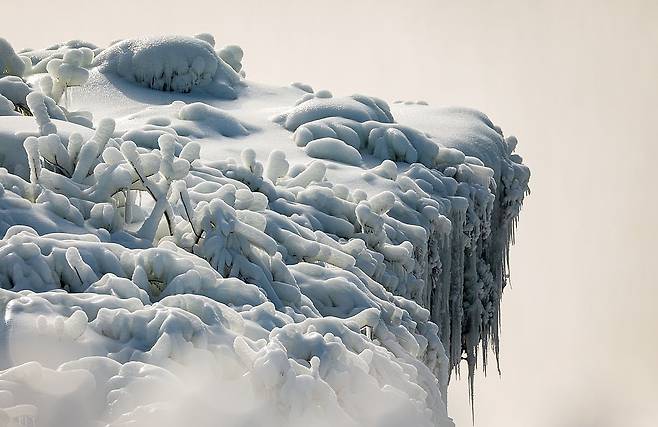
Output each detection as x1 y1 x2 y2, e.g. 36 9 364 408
4 0 658 425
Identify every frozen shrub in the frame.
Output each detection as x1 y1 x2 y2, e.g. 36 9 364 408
264 150 289 183
46 49 90 105
217 44 244 75
93 35 240 96
194 33 216 47
0 38 25 77
0 76 31 114
26 92 57 135
0 93 15 116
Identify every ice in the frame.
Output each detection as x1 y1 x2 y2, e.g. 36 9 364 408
0 33 531 427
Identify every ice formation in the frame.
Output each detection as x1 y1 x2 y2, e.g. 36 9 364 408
0 35 529 427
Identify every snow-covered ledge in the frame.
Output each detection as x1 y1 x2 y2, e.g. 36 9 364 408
0 35 529 427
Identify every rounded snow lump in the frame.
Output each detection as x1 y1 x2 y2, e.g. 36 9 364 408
93 36 220 93
306 137 363 166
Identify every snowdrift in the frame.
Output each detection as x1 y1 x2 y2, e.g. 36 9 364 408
0 35 529 427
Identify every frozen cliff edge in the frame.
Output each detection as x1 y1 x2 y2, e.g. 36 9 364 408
0 35 529 427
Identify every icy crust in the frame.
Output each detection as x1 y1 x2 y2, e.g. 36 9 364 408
0 36 530 427
93 36 242 97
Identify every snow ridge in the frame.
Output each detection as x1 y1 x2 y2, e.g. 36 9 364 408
0 35 529 427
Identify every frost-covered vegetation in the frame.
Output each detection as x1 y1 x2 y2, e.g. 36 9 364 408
0 35 529 427
93 35 243 97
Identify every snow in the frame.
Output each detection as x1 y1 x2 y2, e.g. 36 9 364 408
45 48 90 104
92 36 242 97
277 94 395 131
306 137 363 165
0 76 31 107
178 102 251 136
0 38 26 77
0 35 530 427
217 45 245 75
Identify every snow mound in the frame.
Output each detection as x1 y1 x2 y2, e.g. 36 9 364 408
118 101 252 141
0 34 531 427
178 102 250 136
293 117 439 167
93 36 241 96
121 125 191 150
306 137 363 165
276 94 395 131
